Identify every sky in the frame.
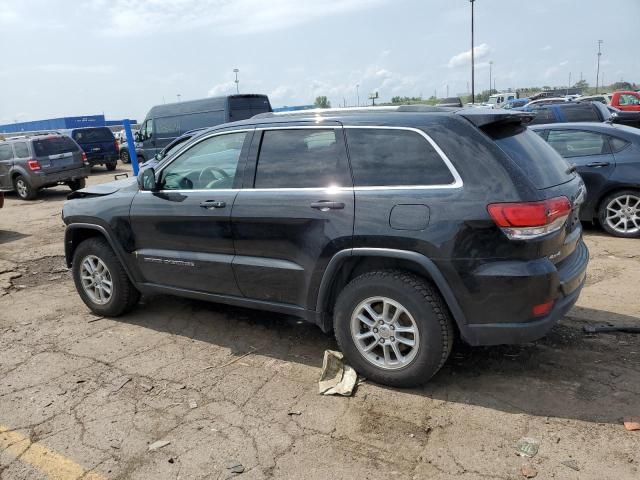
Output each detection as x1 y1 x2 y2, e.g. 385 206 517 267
0 0 639 124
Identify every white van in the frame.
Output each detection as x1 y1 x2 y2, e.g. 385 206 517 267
486 93 517 109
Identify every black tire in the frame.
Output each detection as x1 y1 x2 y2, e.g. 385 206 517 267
72 237 140 316
120 150 130 164
598 190 640 238
68 178 86 191
334 270 454 388
13 174 37 200
106 162 117 171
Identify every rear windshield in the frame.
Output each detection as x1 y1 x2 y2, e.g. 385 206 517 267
33 136 80 156
72 128 114 143
228 96 272 121
487 125 575 189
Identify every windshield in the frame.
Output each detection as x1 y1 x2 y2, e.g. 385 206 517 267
33 136 80 156
72 128 114 143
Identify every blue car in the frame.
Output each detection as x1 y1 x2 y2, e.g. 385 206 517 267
531 122 640 237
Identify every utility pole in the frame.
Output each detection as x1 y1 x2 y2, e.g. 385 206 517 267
446 84 449 97
470 0 476 104
567 72 572 95
489 60 493 94
233 68 240 94
356 84 360 107
595 40 603 94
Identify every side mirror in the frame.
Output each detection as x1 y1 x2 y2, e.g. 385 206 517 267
137 167 158 191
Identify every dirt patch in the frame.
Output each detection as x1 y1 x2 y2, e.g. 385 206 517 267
8 255 70 290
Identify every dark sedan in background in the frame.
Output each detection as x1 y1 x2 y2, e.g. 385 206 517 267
531 122 640 238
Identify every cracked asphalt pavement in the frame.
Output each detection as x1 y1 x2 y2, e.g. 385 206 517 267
1 166 639 479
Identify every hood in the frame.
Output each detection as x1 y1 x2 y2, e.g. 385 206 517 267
67 176 138 199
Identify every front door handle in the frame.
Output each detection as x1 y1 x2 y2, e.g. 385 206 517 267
310 201 345 211
586 161 610 167
200 200 226 209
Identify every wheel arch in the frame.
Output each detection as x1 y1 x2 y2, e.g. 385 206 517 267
65 224 137 284
316 248 469 339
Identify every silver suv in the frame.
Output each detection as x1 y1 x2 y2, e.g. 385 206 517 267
0 134 90 200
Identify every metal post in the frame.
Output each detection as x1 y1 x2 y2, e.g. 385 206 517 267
489 60 493 94
470 0 476 104
356 84 360 107
595 40 603 94
234 69 240 94
123 119 140 176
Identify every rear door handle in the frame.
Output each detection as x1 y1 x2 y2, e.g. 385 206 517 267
310 201 345 211
200 200 226 209
586 161 610 167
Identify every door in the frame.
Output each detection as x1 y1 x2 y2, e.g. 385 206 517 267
130 129 252 295
0 143 14 190
232 126 354 308
139 118 157 160
546 129 616 214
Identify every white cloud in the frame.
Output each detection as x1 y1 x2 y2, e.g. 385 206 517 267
559 60 568 66
541 45 552 51
447 43 490 68
207 82 237 97
0 3 18 24
90 0 389 37
36 64 116 74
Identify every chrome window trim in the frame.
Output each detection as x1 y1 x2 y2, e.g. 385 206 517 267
343 126 463 189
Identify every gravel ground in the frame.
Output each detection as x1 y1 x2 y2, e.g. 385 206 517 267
1 165 639 479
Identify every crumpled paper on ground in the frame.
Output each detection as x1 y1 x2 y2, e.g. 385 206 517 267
318 350 358 396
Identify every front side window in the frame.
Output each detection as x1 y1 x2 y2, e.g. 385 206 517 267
547 130 611 158
619 94 640 106
0 144 13 161
141 119 153 140
346 128 455 187
160 131 247 190
254 129 351 188
13 142 29 158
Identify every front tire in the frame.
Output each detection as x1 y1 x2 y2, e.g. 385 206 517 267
598 190 640 238
334 270 454 387
68 178 86 191
72 237 140 316
13 174 37 200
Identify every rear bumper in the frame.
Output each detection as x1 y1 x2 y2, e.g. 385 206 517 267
87 154 118 166
30 166 91 188
455 240 589 346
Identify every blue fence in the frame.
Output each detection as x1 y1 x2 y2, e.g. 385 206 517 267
0 115 137 133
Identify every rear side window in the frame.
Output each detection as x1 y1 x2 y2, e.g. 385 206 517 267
346 128 454 187
489 125 574 189
562 105 600 122
0 144 13 161
13 142 29 158
547 130 611 158
528 107 557 125
72 128 114 143
179 111 225 132
610 136 630 153
254 129 350 188
33 136 80 156
155 116 180 138
229 96 272 122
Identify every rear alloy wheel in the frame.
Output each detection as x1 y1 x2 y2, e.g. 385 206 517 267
599 190 640 238
13 174 37 200
68 178 86 191
106 162 117 171
120 150 130 163
334 270 454 387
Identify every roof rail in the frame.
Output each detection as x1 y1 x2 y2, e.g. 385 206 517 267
1 130 62 140
252 105 461 119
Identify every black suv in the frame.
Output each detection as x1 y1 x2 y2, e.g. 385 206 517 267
62 108 589 387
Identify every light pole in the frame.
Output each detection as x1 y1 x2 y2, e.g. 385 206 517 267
233 68 239 94
489 60 493 94
595 40 603 94
177 94 181 102
470 0 476 104
356 84 360 107
567 72 572 95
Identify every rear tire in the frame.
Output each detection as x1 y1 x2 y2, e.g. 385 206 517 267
68 178 86 191
120 150 130 164
598 190 640 238
72 237 140 316
13 175 37 200
333 270 454 387
106 162 117 171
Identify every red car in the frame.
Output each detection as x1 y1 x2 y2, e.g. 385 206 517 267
610 91 640 112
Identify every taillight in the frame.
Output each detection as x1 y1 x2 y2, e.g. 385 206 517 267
82 152 89 165
114 140 120 153
487 196 571 240
532 300 554 317
27 159 41 171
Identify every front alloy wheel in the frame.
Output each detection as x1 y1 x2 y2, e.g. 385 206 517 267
79 255 113 304
351 296 419 370
599 191 640 238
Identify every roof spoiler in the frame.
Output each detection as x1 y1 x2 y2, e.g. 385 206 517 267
453 108 535 127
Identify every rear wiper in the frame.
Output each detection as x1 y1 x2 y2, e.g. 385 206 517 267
566 164 577 174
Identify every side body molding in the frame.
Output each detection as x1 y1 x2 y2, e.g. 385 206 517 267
316 248 470 340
